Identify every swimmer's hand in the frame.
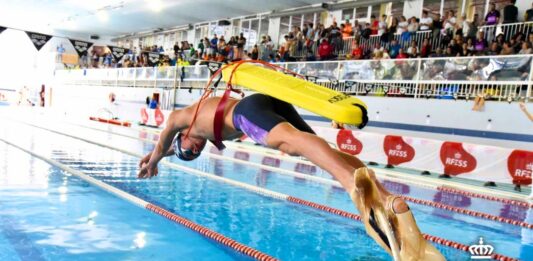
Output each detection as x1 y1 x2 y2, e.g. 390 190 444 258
138 153 158 178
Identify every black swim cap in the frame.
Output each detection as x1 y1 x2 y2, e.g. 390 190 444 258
174 132 201 161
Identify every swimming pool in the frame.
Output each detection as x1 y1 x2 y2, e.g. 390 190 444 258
0 109 531 260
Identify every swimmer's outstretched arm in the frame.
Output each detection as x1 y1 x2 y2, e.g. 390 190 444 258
138 109 190 178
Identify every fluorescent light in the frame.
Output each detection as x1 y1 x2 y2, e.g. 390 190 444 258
96 10 109 22
147 0 163 12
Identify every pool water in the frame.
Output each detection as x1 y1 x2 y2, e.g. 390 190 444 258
0 112 531 260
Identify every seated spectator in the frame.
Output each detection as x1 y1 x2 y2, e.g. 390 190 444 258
474 31 488 53
382 48 391 59
251 45 259 60
461 43 474 56
500 41 515 55
430 47 444 57
389 39 401 58
419 11 433 31
420 38 431 57
486 41 501 55
407 40 419 57
466 38 475 53
318 39 333 60
407 17 418 33
268 54 275 63
519 42 533 54
397 16 408 34
396 48 409 59
305 48 316 61
444 10 457 35
445 46 454 56
351 42 364 59
502 0 518 24
512 33 525 53
485 3 500 25
526 2 533 22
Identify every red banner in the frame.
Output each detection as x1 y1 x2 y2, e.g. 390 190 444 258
439 142 477 176
336 129 363 155
507 150 533 185
383 135 415 166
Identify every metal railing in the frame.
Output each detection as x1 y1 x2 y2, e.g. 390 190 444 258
284 22 532 59
54 54 533 102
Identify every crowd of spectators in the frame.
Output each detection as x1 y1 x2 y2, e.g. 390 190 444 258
76 0 532 69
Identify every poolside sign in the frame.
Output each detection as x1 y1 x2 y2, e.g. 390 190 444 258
439 142 477 175
383 135 415 166
507 150 533 185
336 129 363 155
468 237 494 259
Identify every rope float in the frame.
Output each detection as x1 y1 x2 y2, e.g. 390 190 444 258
4 120 523 260
0 138 276 261
436 187 532 208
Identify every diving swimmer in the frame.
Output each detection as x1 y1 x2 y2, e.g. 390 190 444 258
138 93 444 260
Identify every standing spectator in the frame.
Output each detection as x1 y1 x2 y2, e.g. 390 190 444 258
420 38 432 57
419 11 433 31
370 15 379 35
342 20 353 39
318 39 333 60
389 17 398 37
210 34 218 56
389 39 401 58
173 42 180 56
444 10 457 35
469 14 480 40
378 15 387 36
329 22 342 53
458 14 471 38
432 13 443 42
407 17 418 34
502 0 518 24
526 2 533 22
238 33 247 55
251 45 259 60
197 39 205 58
352 20 362 39
397 16 408 34
485 3 500 25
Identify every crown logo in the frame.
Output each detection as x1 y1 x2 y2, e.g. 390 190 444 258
469 237 493 259
395 144 402 150
346 139 352 144
455 152 462 159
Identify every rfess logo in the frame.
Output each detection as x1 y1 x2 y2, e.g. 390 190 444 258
336 129 363 155
507 150 533 185
383 135 415 165
469 237 494 259
439 142 477 175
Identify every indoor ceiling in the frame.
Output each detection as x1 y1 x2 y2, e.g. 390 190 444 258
0 0 328 38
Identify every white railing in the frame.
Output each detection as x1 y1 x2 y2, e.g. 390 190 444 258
479 21 532 44
54 54 533 102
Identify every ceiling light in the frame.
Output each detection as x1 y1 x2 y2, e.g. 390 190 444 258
96 10 109 22
147 0 163 12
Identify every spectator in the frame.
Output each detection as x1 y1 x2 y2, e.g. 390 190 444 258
370 15 379 35
495 33 505 47
500 41 515 55
526 2 533 22
197 39 205 58
305 49 317 61
407 17 418 33
444 10 457 35
502 0 518 24
461 43 473 56
210 34 218 55
407 40 419 57
474 31 488 53
267 54 275 63
485 3 500 25
430 47 444 57
432 13 443 41
519 42 532 54
173 42 180 55
396 48 409 59
352 20 362 38
318 39 333 60
389 17 398 37
378 15 387 36
351 42 364 59
342 20 353 39
419 11 433 31
486 41 501 55
397 16 408 35
469 14 481 40
329 22 342 52
420 38 432 57
251 45 259 60
389 39 401 58
458 14 471 38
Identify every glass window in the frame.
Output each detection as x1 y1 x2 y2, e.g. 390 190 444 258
391 1 403 19
370 4 381 19
259 18 269 39
355 6 369 20
342 8 354 21
279 16 290 45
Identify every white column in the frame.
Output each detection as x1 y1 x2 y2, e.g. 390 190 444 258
268 17 281 46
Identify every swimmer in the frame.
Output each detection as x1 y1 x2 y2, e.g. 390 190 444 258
138 93 444 260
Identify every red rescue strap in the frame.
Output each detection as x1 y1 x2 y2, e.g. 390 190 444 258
187 60 307 151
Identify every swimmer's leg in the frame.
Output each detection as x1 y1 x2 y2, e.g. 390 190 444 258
266 123 444 260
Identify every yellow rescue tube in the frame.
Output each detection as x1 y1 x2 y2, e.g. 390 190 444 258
222 63 368 127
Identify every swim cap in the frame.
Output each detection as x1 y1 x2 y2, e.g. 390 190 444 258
173 132 201 161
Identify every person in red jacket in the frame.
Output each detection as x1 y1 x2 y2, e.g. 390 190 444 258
318 39 333 60
351 42 364 59
396 48 409 59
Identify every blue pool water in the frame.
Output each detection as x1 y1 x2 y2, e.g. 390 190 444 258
0 113 531 260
